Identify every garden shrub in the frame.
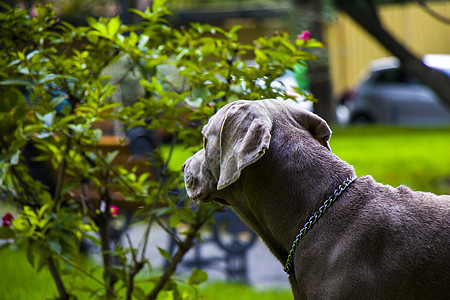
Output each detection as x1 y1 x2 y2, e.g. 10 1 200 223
0 1 320 299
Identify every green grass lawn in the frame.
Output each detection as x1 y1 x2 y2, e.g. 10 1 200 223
330 126 450 194
0 249 293 300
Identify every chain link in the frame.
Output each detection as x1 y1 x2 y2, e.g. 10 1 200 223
284 175 357 274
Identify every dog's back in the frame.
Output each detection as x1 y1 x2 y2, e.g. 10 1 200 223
307 176 450 299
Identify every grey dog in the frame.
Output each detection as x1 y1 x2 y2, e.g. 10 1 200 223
183 99 449 299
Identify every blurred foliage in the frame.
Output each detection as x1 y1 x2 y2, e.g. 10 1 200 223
0 1 321 298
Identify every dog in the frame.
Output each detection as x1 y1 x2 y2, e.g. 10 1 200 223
182 99 449 299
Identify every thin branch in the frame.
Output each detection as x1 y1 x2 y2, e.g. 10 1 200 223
125 233 145 300
413 0 450 24
80 171 117 296
155 217 183 245
80 180 97 219
10 165 37 207
146 212 207 300
52 138 71 209
112 66 134 87
138 136 177 262
126 233 138 266
30 236 117 295
47 256 70 300
79 148 147 201
97 174 118 297
163 79 183 94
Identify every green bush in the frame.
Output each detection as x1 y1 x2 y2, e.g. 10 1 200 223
0 1 319 299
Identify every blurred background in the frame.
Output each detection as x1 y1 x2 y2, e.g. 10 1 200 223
6 0 450 126
2 0 449 297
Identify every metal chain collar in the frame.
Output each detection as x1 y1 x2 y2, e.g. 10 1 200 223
284 175 357 274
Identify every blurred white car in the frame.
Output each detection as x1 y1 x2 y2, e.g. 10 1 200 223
348 54 450 125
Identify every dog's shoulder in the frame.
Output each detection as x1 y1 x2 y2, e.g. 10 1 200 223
349 175 449 230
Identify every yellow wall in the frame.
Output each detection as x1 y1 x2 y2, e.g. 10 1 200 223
325 2 450 97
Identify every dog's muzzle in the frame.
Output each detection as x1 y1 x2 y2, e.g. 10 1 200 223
183 149 217 202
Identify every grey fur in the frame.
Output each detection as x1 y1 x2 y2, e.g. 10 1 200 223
183 99 450 299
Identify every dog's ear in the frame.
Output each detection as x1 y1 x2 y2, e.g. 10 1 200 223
286 102 332 150
305 111 332 150
217 103 272 190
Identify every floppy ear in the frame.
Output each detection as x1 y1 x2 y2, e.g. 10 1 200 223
217 103 272 190
286 102 332 150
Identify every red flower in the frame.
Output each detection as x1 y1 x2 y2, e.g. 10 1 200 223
110 205 119 216
297 31 311 41
2 213 14 227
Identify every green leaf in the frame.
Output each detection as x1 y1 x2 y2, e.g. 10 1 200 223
35 252 47 273
0 78 33 86
157 247 171 261
88 17 107 36
305 38 324 49
92 128 102 142
83 233 101 246
254 49 268 64
68 124 84 134
36 111 56 128
24 124 46 135
38 74 65 85
188 268 208 285
10 150 20 165
137 34 150 50
191 86 211 101
133 286 146 300
168 214 180 228
50 96 67 109
49 240 62 254
26 243 36 268
280 38 296 53
107 16 121 38
61 180 78 196
105 150 119 164
0 227 16 239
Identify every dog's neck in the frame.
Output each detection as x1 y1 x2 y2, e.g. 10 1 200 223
218 126 356 264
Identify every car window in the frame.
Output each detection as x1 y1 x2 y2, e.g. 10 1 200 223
373 69 420 85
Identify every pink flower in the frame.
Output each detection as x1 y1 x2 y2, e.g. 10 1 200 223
297 31 311 41
110 205 119 216
2 213 14 227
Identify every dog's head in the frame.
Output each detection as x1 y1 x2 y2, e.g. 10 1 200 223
182 99 331 202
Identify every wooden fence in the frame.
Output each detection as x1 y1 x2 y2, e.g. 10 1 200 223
324 1 450 96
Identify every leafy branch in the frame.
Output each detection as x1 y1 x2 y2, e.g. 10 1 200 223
0 1 319 299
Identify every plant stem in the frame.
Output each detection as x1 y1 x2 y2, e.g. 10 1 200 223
98 216 117 297
125 234 145 300
97 184 118 297
146 212 208 300
47 256 69 300
53 138 71 209
139 137 177 262
43 240 115 294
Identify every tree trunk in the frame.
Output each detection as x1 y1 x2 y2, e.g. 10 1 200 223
301 1 337 124
335 0 450 108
